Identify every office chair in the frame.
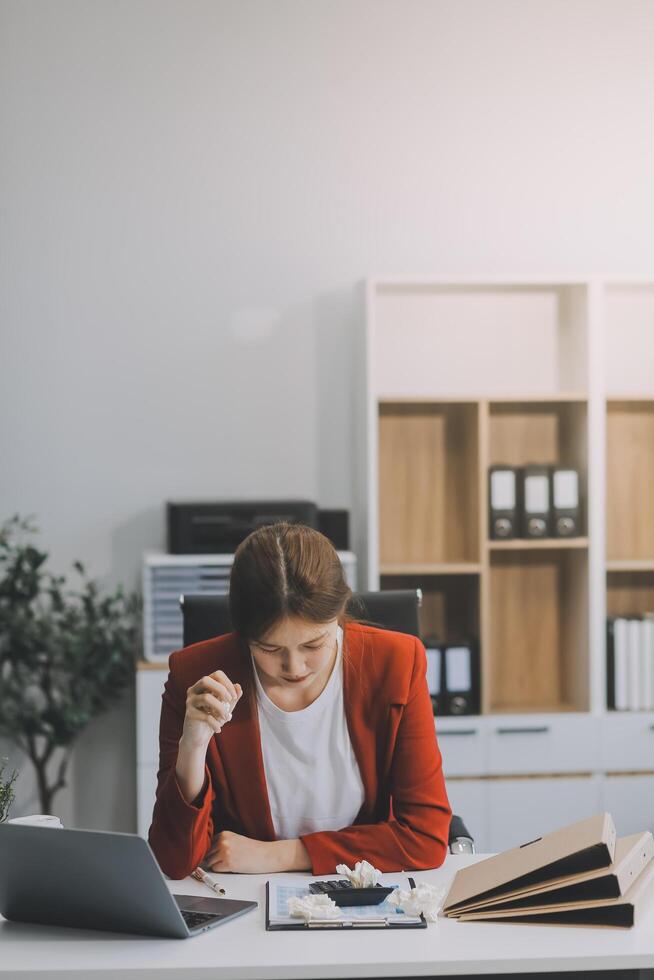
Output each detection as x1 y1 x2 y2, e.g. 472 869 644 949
180 589 475 855
181 589 423 648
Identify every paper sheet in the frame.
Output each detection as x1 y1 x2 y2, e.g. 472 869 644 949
268 876 423 925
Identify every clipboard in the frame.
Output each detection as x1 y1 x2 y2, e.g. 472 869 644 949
265 877 427 931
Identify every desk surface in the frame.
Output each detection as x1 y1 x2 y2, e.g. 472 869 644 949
2 854 654 980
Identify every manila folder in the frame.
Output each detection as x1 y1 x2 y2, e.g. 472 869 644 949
443 813 616 915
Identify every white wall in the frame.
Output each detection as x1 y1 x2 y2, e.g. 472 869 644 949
2 0 654 831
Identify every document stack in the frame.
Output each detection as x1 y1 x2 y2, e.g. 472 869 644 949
607 616 654 711
441 813 654 928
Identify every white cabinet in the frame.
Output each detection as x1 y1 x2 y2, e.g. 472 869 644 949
446 773 605 856
136 669 165 836
487 777 602 854
136 669 165 767
440 714 598 778
602 774 654 837
437 717 487 777
137 765 158 838
600 712 654 772
487 714 599 776
445 779 489 854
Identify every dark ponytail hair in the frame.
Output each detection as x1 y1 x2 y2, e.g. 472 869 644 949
228 523 352 641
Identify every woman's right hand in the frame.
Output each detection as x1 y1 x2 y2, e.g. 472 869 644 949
180 671 243 750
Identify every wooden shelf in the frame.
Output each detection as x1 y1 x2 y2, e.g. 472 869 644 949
488 550 588 714
606 560 654 572
378 402 479 566
488 393 588 404
606 394 654 403
381 572 480 643
137 660 167 671
488 400 587 469
380 562 482 575
489 702 581 715
607 401 654 561
366 278 654 720
607 569 654 617
378 396 478 406
488 538 589 551
377 394 588 405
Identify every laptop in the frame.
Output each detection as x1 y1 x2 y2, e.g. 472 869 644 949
0 824 257 938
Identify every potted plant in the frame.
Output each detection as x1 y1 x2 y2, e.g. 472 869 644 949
0 758 18 822
0 516 140 815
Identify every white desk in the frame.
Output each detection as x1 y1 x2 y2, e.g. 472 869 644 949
2 854 654 980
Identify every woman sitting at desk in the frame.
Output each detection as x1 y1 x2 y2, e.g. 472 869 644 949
148 523 451 878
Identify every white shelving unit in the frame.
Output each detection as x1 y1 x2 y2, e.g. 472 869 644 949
357 276 654 851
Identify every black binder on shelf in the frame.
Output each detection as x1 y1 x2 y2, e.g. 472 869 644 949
551 468 581 537
607 617 616 711
265 877 426 931
443 641 480 715
521 465 551 538
423 635 443 715
489 466 519 539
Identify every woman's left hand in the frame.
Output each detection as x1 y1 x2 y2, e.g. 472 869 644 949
204 830 275 873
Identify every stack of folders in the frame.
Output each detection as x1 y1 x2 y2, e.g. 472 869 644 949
489 465 581 540
441 813 654 928
607 616 654 711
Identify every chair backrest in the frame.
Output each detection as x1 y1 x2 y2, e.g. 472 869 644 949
181 594 232 647
180 589 422 647
347 589 421 638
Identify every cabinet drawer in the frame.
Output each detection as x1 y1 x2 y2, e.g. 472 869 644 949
488 715 599 775
602 774 654 836
601 712 654 772
436 718 487 776
487 776 601 853
445 778 489 853
136 669 167 766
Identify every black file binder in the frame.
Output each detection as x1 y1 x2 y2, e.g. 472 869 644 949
607 618 616 711
443 642 480 715
265 877 426 931
521 465 551 538
423 635 443 715
551 468 581 537
489 466 519 539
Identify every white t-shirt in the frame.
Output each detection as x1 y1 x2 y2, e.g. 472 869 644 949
251 626 366 841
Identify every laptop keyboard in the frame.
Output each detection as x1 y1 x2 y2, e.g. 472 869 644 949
181 910 223 930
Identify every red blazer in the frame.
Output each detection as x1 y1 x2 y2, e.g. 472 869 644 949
148 622 452 879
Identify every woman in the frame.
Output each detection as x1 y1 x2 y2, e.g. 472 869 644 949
148 523 451 878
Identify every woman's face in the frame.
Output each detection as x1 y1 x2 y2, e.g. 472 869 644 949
248 616 339 690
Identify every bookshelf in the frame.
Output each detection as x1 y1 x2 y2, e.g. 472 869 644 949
605 287 654 638
360 277 654 716
358 277 654 848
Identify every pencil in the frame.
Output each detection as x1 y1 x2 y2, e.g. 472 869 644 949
191 866 226 895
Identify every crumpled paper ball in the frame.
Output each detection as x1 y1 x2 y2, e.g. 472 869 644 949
387 882 448 922
287 894 342 921
335 859 382 888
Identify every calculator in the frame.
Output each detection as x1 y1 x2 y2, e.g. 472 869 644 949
308 880 394 907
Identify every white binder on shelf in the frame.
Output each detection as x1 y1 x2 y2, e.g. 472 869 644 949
626 618 643 712
643 615 654 711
